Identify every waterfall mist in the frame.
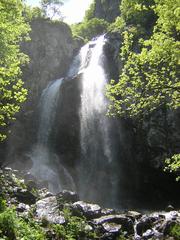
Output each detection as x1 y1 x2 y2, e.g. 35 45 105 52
29 79 75 193
70 36 120 207
29 35 121 207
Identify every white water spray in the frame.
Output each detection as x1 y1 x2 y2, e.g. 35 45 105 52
30 78 75 193
72 36 117 206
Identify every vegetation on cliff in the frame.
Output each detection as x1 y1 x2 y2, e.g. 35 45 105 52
105 0 180 180
0 0 30 141
71 0 109 41
107 0 179 118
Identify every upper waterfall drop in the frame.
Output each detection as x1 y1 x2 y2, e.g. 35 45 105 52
73 35 119 207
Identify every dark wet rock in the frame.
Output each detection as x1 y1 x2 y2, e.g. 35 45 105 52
142 229 154 239
16 203 30 213
158 220 177 235
92 214 134 234
136 216 153 236
57 190 79 203
36 196 65 224
38 188 54 199
166 205 175 212
4 167 13 173
102 222 121 233
126 211 142 221
101 208 116 216
24 172 36 183
0 167 180 240
72 201 101 219
26 180 37 191
14 188 36 205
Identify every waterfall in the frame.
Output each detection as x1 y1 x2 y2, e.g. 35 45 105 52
28 35 120 206
72 35 119 207
29 79 75 193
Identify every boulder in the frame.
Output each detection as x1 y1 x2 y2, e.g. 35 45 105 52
36 196 65 224
92 214 134 234
14 188 36 205
136 216 154 236
57 190 79 203
72 201 101 219
16 203 30 213
102 222 122 233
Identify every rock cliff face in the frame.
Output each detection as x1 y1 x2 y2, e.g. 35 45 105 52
4 19 80 166
93 0 121 22
22 18 80 111
106 33 180 208
1 16 179 210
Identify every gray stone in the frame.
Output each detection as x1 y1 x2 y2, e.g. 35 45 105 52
16 203 30 213
136 216 153 236
57 190 79 203
102 222 121 233
142 229 154 239
72 201 101 219
101 208 116 216
36 196 65 224
93 214 134 234
126 211 142 220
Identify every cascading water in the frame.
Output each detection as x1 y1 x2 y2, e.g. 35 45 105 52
29 35 120 207
69 35 120 207
29 79 75 193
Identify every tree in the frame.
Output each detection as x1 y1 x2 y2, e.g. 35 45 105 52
107 0 180 119
0 0 29 141
40 0 64 20
71 18 109 41
107 0 180 181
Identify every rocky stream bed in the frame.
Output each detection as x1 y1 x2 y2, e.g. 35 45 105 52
0 167 179 239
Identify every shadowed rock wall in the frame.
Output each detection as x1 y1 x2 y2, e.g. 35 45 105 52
3 19 80 167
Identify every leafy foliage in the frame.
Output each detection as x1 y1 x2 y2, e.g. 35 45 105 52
107 0 180 181
84 1 96 21
0 0 29 141
169 223 180 239
23 5 44 21
40 0 64 20
164 154 180 181
71 18 109 41
52 207 97 240
0 207 45 240
107 0 180 119
120 0 156 28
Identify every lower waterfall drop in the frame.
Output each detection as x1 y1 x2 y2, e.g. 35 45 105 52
30 78 75 193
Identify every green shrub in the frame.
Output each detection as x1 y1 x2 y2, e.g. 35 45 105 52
0 209 16 240
164 154 180 181
0 207 45 240
71 18 109 41
169 224 180 239
0 198 6 213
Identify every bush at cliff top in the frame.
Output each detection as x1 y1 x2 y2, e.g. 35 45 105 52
71 18 109 41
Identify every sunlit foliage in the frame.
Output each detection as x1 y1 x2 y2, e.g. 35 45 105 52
71 18 109 41
107 0 180 119
0 0 29 141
